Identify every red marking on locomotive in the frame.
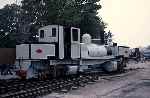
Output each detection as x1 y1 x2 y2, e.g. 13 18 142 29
36 49 43 53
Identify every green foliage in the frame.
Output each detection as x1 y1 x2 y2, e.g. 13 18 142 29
21 0 106 38
0 34 16 48
22 0 105 37
0 4 19 47
21 0 48 26
0 0 107 46
81 0 106 37
20 0 49 42
47 0 81 26
47 0 106 38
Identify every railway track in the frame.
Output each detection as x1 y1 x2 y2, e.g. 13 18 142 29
0 68 141 98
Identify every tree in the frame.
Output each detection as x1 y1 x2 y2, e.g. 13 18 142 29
21 0 49 26
0 4 20 47
47 0 106 37
0 0 107 47
47 0 81 26
20 0 106 42
19 0 49 42
79 0 106 38
20 0 81 42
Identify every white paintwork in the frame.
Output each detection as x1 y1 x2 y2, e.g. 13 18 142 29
71 27 80 44
88 44 107 57
16 44 29 59
82 34 91 44
81 43 108 58
111 46 119 56
31 44 55 59
81 43 89 58
38 25 58 43
71 27 81 59
71 44 81 59
58 26 64 59
118 46 130 57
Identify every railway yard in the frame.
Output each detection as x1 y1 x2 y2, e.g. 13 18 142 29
0 24 144 98
1 0 150 98
0 61 150 98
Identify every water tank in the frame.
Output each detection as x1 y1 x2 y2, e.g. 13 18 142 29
87 44 108 57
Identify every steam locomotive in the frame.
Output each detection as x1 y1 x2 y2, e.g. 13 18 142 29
1 25 130 79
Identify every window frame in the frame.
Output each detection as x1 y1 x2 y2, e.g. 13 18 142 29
51 28 57 37
40 30 44 38
72 29 79 41
71 27 80 43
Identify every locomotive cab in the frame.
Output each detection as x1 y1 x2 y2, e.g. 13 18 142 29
38 25 80 59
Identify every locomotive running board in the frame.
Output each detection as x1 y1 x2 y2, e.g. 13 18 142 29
49 56 114 65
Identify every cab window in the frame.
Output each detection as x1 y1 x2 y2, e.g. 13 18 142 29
40 30 44 38
72 29 78 41
52 28 56 37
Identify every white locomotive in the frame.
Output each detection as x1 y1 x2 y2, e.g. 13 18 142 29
15 25 130 79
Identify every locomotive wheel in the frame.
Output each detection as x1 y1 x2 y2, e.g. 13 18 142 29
50 65 68 78
102 61 118 73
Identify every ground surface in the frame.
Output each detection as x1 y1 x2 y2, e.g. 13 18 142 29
42 61 150 98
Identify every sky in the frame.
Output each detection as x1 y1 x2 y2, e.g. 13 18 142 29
0 0 15 8
0 0 150 48
99 0 150 48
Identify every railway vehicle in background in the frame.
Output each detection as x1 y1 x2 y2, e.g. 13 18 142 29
129 48 145 62
143 49 150 60
118 46 130 64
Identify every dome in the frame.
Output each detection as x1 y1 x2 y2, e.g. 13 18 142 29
82 34 92 44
